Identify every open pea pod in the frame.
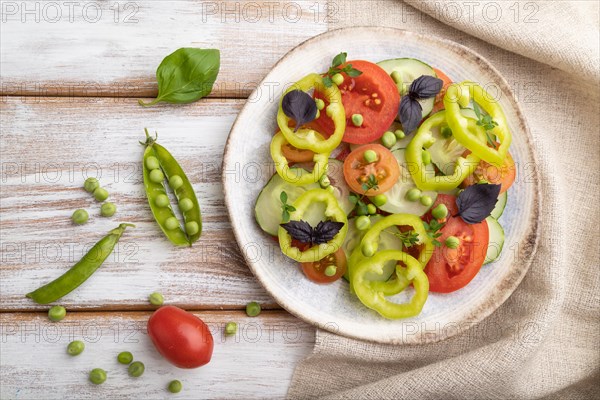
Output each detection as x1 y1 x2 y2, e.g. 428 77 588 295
142 129 202 246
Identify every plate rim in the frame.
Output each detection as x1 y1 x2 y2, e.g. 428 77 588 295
222 26 541 344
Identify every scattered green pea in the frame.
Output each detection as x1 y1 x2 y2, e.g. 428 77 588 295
381 131 397 148
149 169 165 183
432 204 448 220
446 236 460 249
324 265 337 277
169 175 183 191
48 305 66 322
406 188 422 202
355 215 371 231
367 204 377 215
89 368 107 385
351 114 364 127
371 194 387 207
128 361 145 378
390 70 402 84
72 209 89 225
422 150 432 165
100 202 116 217
185 221 199 236
168 380 183 394
319 174 330 188
155 194 170 208
331 73 344 86
224 322 237 336
441 126 453 138
246 301 261 317
165 217 179 230
315 109 320 119
326 105 335 118
149 292 164 306
67 340 85 356
118 351 133 364
93 187 109 202
179 198 193 212
420 195 433 207
315 98 325 110
363 149 378 163
394 129 406 139
145 156 160 170
83 177 99 193
362 242 375 257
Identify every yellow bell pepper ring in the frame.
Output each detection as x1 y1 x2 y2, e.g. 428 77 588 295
277 73 346 154
278 189 348 263
270 132 329 186
443 81 512 167
352 250 429 319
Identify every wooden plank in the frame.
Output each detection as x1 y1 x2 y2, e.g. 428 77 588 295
0 0 328 98
0 310 314 399
0 96 282 311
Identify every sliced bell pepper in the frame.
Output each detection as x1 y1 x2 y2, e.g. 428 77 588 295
443 82 512 167
406 111 481 191
278 189 348 263
270 132 329 185
277 73 345 154
352 250 429 319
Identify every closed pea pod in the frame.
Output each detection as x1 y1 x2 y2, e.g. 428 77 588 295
142 129 202 246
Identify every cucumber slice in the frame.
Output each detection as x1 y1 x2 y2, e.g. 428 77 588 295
376 149 437 216
254 171 319 236
377 58 437 118
491 192 507 220
484 216 505 265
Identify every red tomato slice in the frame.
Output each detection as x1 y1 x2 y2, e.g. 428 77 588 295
343 144 400 195
431 68 453 114
280 141 315 163
314 60 400 144
300 248 347 284
462 151 516 194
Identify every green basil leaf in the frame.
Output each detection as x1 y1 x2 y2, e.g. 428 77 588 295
331 52 347 68
139 48 220 107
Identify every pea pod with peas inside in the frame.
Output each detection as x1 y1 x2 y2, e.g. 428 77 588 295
142 129 202 246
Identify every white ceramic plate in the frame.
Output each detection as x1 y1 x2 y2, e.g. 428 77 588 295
223 27 540 344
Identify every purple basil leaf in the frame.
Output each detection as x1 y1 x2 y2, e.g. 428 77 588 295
457 184 502 224
409 75 443 100
281 90 318 132
398 96 423 133
313 221 345 244
280 220 314 244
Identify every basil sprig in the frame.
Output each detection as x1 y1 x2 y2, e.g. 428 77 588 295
281 90 318 132
398 75 443 133
139 48 220 107
457 183 501 224
280 220 345 246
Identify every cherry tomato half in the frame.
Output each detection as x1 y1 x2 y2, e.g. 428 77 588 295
431 68 453 114
343 144 400 195
462 151 516 194
300 248 347 284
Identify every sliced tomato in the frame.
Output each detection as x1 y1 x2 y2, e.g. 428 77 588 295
424 194 459 223
300 248 347 284
431 68 452 114
462 151 516 194
281 141 315 163
423 195 489 293
314 60 400 144
343 144 400 195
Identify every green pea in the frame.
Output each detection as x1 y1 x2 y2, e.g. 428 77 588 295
149 292 164 306
478 179 489 184
83 177 99 193
432 204 448 220
315 109 320 120
67 340 85 356
363 149 377 163
446 236 460 249
441 126 453 138
246 301 261 317
89 368 107 385
93 187 109 202
422 150 432 165
319 174 330 188
118 351 133 364
165 217 179 230
355 216 371 231
381 131 397 148
168 380 183 394
405 188 422 202
224 322 237 336
362 242 375 257
185 221 199 236
331 73 344 86
128 361 145 378
149 169 165 183
367 204 377 215
420 195 433 207
169 175 183 191
145 156 160 170
371 194 387 207
72 209 89 225
179 198 193 212
100 202 116 217
324 265 337 277
390 70 403 84
315 98 325 110
394 129 406 139
48 305 66 322
155 194 169 208
351 114 364 127
326 105 335 118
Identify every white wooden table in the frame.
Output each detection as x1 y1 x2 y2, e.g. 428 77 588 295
0 1 372 397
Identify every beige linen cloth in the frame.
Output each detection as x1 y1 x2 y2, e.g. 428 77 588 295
288 1 600 398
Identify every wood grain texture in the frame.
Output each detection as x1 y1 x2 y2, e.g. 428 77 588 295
0 310 314 399
0 0 328 98
0 97 283 311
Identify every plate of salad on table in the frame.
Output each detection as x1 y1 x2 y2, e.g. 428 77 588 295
222 27 540 344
